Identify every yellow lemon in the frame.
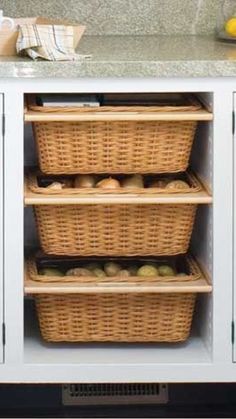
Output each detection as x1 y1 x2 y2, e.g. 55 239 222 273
225 17 236 37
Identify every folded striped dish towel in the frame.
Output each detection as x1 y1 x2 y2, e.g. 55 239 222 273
16 24 89 61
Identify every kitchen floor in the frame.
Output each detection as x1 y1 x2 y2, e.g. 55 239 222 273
0 384 235 418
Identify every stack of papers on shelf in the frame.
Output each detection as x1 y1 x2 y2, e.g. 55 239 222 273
102 93 187 106
36 94 100 107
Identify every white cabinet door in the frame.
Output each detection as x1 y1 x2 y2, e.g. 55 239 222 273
0 94 4 363
234 94 236 362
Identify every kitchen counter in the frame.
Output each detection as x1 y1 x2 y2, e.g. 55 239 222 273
2 35 236 78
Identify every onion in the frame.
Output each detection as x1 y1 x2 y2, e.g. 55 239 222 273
74 175 96 188
165 180 190 190
96 177 121 189
122 174 144 189
46 182 64 190
149 179 168 188
63 179 73 188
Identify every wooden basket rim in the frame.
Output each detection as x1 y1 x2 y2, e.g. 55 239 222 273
26 255 202 285
26 93 203 114
26 171 202 196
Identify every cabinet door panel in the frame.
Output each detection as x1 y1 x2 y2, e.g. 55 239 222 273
0 94 4 363
234 94 236 362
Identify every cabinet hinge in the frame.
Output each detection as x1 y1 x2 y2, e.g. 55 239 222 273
232 321 235 344
2 323 5 345
233 110 235 135
2 113 5 137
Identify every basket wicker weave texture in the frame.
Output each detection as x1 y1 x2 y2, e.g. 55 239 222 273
34 204 197 256
33 120 197 174
35 293 196 342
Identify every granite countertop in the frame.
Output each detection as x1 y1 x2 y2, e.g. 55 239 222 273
2 35 236 78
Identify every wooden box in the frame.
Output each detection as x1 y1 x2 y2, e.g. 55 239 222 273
0 17 86 56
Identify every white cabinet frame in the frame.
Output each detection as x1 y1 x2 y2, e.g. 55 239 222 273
0 93 4 364
233 92 236 363
0 77 235 383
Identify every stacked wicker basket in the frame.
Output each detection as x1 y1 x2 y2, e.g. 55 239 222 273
24 93 212 343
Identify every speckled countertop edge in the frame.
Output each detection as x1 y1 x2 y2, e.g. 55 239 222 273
1 35 236 79
2 61 236 79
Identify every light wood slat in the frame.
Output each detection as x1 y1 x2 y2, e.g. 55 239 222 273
25 109 213 122
24 190 213 205
24 278 212 295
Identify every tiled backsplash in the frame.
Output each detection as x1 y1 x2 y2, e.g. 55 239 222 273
0 0 221 35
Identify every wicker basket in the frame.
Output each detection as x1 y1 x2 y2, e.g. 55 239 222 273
28 94 202 175
26 254 210 343
34 204 197 256
33 120 197 175
34 292 196 343
28 93 202 114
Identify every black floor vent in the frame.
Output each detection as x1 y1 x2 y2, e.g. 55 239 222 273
62 383 168 406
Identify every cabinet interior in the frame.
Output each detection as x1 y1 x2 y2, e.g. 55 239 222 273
23 92 214 365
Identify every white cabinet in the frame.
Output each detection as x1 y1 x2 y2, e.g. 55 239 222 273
0 78 235 382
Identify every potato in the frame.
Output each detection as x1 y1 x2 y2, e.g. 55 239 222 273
176 272 188 277
127 266 138 276
104 262 121 277
93 268 107 278
117 269 131 277
84 263 101 271
158 265 176 277
137 265 159 277
39 268 64 277
66 268 94 277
